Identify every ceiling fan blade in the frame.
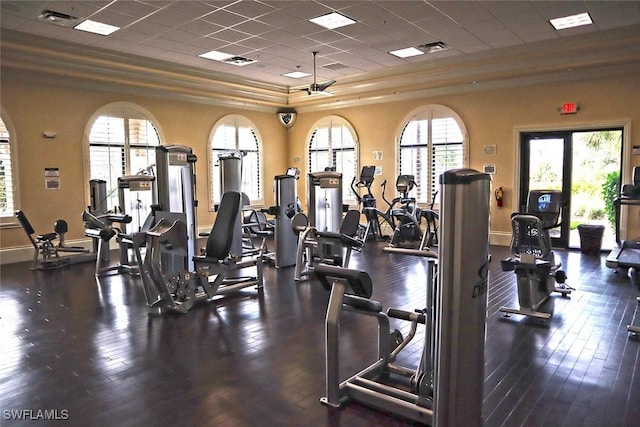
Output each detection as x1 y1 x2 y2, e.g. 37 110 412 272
317 80 336 92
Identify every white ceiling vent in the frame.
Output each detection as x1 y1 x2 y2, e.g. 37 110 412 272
419 41 449 53
223 56 257 66
39 9 78 27
323 62 348 71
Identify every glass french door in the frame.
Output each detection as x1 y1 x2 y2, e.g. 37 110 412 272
520 132 571 247
520 129 623 250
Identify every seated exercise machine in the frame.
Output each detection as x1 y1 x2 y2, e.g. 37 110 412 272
136 191 263 313
82 210 138 276
382 175 439 256
316 169 491 426
605 167 640 334
84 174 158 277
500 190 572 321
15 210 90 270
315 261 436 423
261 168 302 268
293 209 365 281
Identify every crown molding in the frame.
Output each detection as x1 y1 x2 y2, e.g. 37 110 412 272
1 29 289 112
2 25 640 112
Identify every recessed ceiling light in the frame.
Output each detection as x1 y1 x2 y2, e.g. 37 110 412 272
283 71 311 79
198 50 234 61
309 12 356 30
550 12 593 30
74 19 120 36
389 47 424 58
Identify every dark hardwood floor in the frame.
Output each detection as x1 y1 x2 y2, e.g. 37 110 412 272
1 242 639 426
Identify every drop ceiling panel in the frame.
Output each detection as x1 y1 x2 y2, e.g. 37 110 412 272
1 0 639 92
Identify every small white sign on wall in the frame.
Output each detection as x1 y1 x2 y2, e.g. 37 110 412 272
483 145 497 156
483 164 496 175
45 167 60 190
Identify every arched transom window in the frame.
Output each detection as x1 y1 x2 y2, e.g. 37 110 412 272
209 114 262 209
308 115 358 203
0 115 17 221
86 102 161 211
398 105 467 204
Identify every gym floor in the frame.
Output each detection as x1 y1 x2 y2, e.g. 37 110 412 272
1 242 639 426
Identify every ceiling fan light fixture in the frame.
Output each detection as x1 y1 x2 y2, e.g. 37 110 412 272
300 51 336 95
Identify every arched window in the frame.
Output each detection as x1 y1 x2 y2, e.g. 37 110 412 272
308 116 358 203
398 105 467 204
86 102 161 211
209 115 262 209
0 114 18 222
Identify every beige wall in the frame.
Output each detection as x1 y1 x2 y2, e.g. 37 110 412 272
2 71 639 253
290 74 640 241
0 78 288 249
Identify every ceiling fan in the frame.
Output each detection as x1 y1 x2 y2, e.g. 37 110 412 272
302 51 336 95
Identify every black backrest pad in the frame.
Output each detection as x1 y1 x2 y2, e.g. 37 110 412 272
339 210 361 237
15 210 35 235
205 191 241 260
313 264 373 299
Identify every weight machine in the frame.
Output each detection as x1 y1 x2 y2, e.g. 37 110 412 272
155 145 198 272
316 168 490 426
293 171 365 281
208 152 264 286
137 191 261 313
308 171 343 233
15 210 91 270
293 209 365 281
261 168 301 268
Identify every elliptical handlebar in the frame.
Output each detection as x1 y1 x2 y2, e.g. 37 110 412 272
381 179 393 209
350 176 363 205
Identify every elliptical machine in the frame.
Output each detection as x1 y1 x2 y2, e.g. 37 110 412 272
351 166 387 241
381 175 435 256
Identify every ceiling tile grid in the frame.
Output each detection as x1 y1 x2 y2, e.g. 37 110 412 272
1 0 639 89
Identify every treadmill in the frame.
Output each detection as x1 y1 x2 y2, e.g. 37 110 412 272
604 166 640 334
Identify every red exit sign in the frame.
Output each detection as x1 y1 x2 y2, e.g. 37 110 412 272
560 102 579 114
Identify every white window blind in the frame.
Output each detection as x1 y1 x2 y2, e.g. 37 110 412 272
0 118 15 216
210 116 262 208
308 117 358 203
399 106 465 204
88 106 160 211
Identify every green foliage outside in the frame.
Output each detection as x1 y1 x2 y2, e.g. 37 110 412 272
602 170 620 230
570 130 622 227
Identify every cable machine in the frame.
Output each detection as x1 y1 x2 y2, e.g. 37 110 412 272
155 144 198 272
